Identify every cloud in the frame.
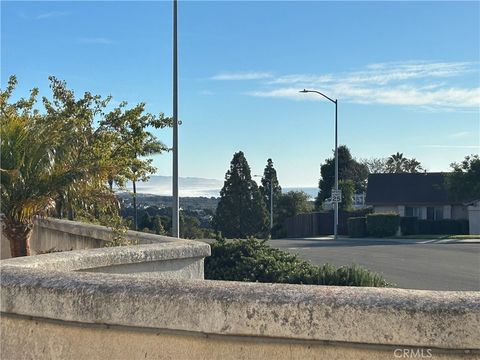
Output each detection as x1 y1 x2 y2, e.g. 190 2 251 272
419 145 480 149
211 72 273 81
247 85 480 109
36 11 70 20
78 37 113 45
245 61 480 110
449 131 474 139
200 90 214 96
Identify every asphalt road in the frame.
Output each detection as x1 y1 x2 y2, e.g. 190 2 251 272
267 238 480 291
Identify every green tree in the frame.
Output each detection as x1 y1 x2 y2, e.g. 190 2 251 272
338 179 354 211
360 157 389 174
101 101 170 230
0 76 170 257
385 153 424 173
403 158 424 173
445 155 480 201
213 151 268 238
180 212 203 239
362 155 424 174
273 191 313 238
316 145 368 209
259 158 282 225
386 152 407 173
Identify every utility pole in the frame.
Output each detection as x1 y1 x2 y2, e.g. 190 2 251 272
171 0 179 237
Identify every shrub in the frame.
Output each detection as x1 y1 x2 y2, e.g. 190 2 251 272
418 219 469 235
400 217 419 235
205 238 390 287
366 213 400 237
347 217 367 237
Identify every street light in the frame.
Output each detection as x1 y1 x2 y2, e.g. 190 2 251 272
299 89 339 240
254 174 273 232
172 0 179 237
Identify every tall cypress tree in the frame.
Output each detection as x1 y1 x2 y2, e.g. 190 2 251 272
214 151 268 238
260 158 282 217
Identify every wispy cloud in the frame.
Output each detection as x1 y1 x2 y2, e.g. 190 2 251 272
211 71 273 81
419 145 480 149
36 11 70 20
200 90 214 96
78 37 113 45
244 61 480 110
449 131 474 139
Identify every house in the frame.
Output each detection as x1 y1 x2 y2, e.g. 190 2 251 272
365 172 467 221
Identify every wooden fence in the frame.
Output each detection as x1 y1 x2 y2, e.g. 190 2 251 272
285 209 372 238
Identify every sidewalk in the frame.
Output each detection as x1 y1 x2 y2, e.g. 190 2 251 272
278 236 480 244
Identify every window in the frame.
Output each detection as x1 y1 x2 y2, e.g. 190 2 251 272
405 207 423 218
427 207 443 220
427 207 434 220
405 207 413 216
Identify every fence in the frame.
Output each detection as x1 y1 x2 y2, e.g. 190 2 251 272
285 209 372 238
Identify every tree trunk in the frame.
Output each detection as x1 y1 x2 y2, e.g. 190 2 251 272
3 220 33 257
133 179 137 231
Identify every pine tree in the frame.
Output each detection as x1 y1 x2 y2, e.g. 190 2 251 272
260 158 282 225
213 151 268 238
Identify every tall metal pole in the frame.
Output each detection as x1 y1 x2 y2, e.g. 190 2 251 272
172 0 179 237
334 100 338 240
299 89 339 239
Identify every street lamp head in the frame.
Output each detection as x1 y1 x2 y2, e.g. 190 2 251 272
299 89 309 93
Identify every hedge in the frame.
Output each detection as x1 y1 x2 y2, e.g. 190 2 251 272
366 213 400 237
347 217 367 237
418 219 469 235
205 238 390 287
400 216 419 236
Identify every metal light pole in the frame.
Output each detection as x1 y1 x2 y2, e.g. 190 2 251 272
269 177 273 231
172 0 179 237
300 89 339 239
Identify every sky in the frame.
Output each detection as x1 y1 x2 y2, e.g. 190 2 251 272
2 1 479 188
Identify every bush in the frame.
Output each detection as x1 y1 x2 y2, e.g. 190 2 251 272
366 213 400 237
418 219 469 235
205 238 390 287
400 217 419 235
347 217 367 237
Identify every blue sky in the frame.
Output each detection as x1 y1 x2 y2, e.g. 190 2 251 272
2 1 479 188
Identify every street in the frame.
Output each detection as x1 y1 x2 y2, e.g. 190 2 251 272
268 237 480 291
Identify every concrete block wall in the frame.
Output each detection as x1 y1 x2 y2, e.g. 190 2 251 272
1 217 182 259
1 243 479 359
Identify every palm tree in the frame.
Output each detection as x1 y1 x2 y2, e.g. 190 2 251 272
404 158 424 173
387 152 407 173
0 114 79 256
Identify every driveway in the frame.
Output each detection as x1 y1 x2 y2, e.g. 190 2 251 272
268 237 480 291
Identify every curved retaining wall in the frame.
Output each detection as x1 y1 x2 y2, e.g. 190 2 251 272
2 252 479 359
1 219 479 359
1 217 183 259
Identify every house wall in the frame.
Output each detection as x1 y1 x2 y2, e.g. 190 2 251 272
372 206 398 214
452 205 468 220
467 202 480 235
372 205 469 221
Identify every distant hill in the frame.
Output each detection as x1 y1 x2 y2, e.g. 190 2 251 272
122 176 318 202
125 176 223 197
